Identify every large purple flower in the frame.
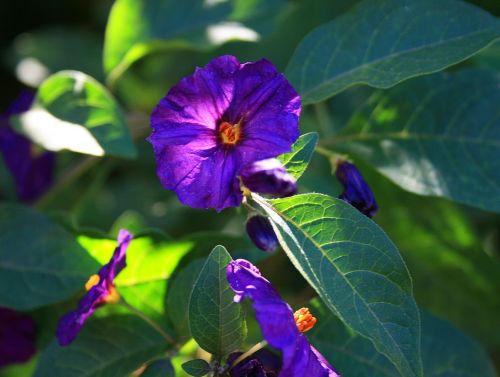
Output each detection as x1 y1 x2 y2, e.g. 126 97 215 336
56 229 133 346
0 91 55 203
227 259 340 377
148 55 300 211
0 307 36 367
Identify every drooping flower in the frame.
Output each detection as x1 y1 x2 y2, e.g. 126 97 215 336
0 307 36 367
148 55 300 212
228 348 281 377
246 215 279 252
335 160 377 217
241 158 297 197
226 259 340 377
56 229 133 346
0 91 55 203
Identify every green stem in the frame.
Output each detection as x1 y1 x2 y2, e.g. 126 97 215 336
230 340 268 370
119 299 177 347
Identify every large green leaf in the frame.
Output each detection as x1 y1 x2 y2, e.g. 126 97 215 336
34 316 167 377
278 132 318 179
252 193 422 377
330 69 500 212
142 359 175 377
309 300 497 377
0 204 99 310
104 0 285 84
12 70 136 158
188 245 246 357
286 0 500 104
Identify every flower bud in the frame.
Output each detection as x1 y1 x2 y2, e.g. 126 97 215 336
240 158 297 197
246 215 279 252
335 160 378 217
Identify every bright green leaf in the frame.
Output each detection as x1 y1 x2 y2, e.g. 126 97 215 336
142 359 175 377
332 69 500 212
278 132 319 179
286 0 500 104
34 316 167 377
252 193 422 377
188 245 246 357
310 299 497 377
182 359 211 377
0 204 99 310
12 70 136 158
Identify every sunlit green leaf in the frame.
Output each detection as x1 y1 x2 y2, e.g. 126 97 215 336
331 69 500 212
0 204 98 310
252 193 422 377
34 316 167 377
310 299 497 377
188 245 246 357
286 0 500 104
12 70 136 158
278 132 318 179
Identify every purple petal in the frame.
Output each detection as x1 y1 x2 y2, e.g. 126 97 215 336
227 260 340 377
240 158 297 197
246 215 279 252
0 307 36 367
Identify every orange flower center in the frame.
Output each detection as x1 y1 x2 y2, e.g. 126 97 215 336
84 274 120 304
294 307 317 333
219 121 241 145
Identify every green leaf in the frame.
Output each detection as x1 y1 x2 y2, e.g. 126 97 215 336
0 204 99 310
332 69 500 212
188 245 246 357
286 0 500 104
252 193 422 377
141 359 175 377
309 300 497 377
278 132 319 179
104 0 285 85
12 70 136 158
34 316 167 377
181 359 211 377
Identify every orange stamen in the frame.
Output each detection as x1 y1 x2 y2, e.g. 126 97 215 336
294 307 317 333
84 274 120 304
219 121 241 145
85 274 100 291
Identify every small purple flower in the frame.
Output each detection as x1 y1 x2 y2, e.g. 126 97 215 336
335 161 377 217
148 55 300 212
56 229 133 346
227 259 340 377
0 91 55 203
241 158 297 197
246 215 279 252
0 307 36 367
228 349 281 377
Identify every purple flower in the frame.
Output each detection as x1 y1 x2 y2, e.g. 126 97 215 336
335 161 377 217
241 158 297 197
0 307 36 367
246 215 279 252
0 91 55 203
56 229 133 346
228 349 281 377
148 55 300 212
226 259 340 377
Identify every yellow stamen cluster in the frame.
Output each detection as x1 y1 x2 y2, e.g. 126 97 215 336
294 307 317 333
84 274 120 304
85 274 100 291
219 121 241 145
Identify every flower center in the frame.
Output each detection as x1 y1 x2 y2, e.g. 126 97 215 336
84 274 120 304
294 307 317 333
219 121 241 145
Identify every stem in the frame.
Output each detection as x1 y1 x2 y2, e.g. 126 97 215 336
119 299 177 347
230 340 268 370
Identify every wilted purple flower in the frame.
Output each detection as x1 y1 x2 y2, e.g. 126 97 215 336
56 229 133 346
241 158 297 197
148 55 300 212
246 215 279 252
227 259 340 377
335 161 377 217
228 349 281 377
0 91 55 203
0 307 36 367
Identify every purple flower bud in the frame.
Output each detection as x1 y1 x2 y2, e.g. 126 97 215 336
227 349 281 377
0 307 36 367
246 215 279 252
241 158 297 197
335 161 378 218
